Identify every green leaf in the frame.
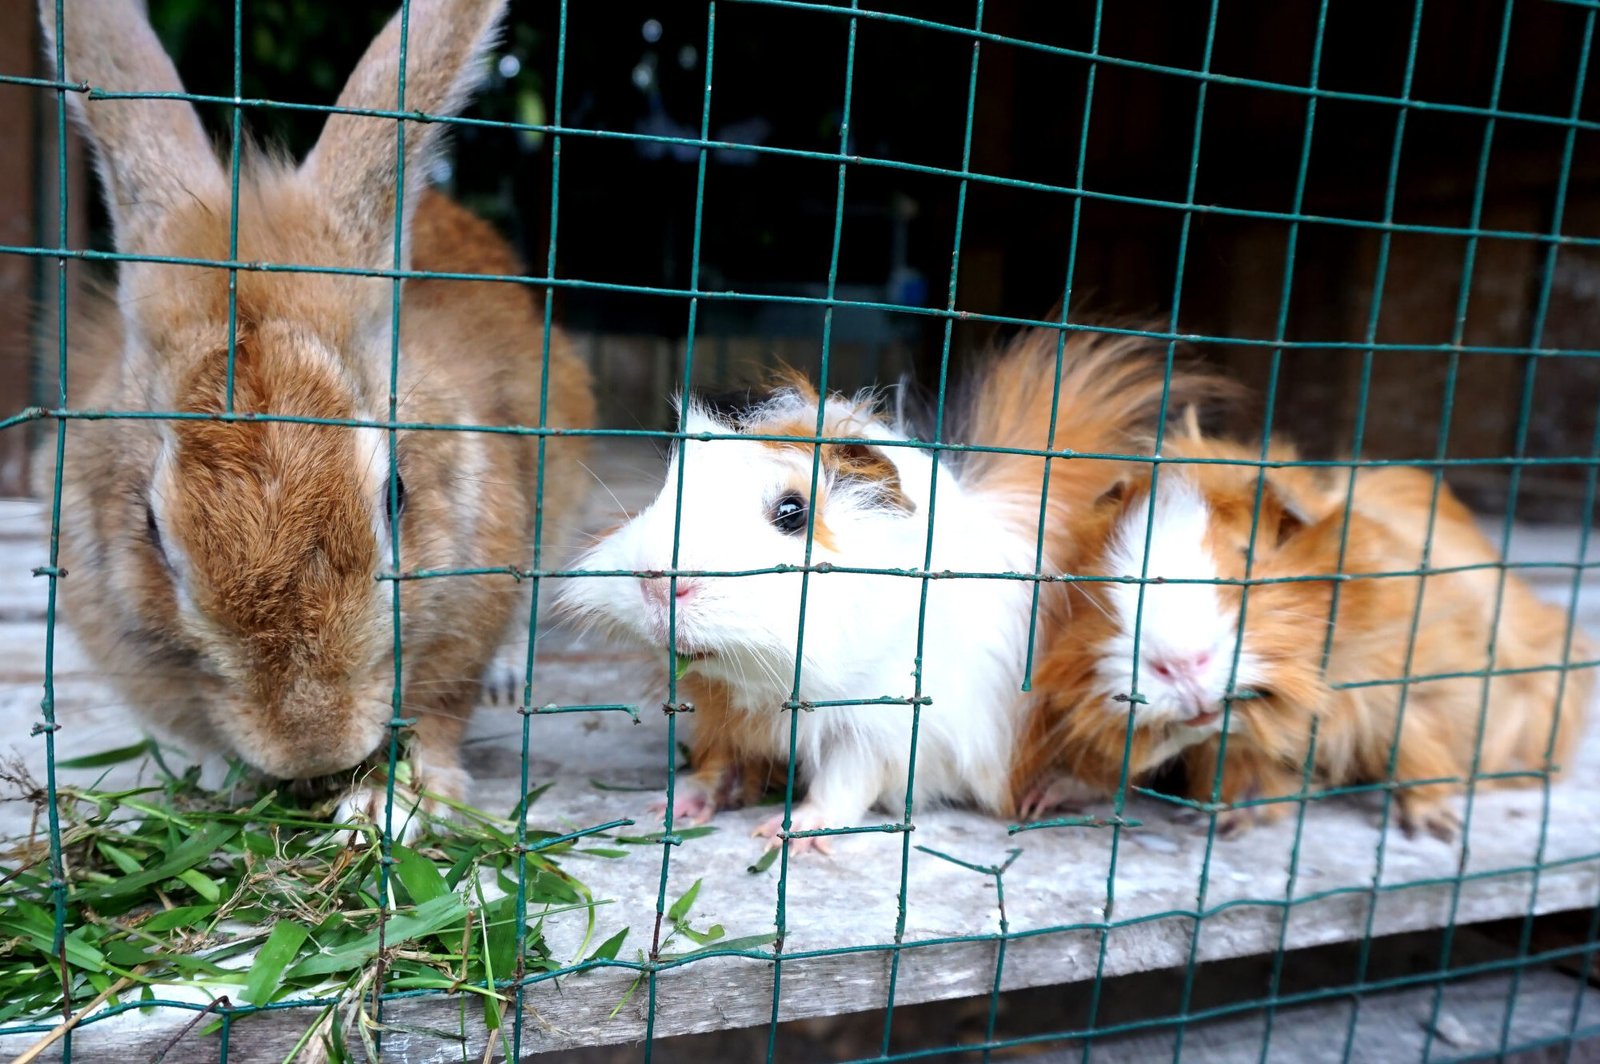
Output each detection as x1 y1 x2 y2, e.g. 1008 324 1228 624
62 928 107 972
587 779 660 793
289 895 468 980
241 921 310 1005
661 932 778 960
667 879 702 925
77 823 239 902
175 869 221 903
240 831 275 857
4 918 105 972
118 797 197 829
675 923 724 946
747 848 780 875
509 783 554 823
577 847 630 859
392 845 448 905
526 869 579 906
675 653 694 680
614 826 718 845
158 952 233 977
102 940 154 967
95 841 144 875
586 927 628 964
479 895 520 981
443 843 486 889
383 975 461 991
57 741 153 769
141 905 217 933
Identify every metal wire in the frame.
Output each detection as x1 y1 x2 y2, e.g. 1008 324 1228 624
6 1 1600 1062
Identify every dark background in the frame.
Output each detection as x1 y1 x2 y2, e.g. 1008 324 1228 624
3 0 1598 519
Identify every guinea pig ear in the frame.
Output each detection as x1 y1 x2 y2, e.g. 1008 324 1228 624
300 0 507 273
1095 478 1129 509
1259 476 1310 547
1178 404 1203 440
1091 474 1144 517
825 441 915 514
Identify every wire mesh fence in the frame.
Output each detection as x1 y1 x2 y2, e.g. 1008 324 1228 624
1 0 1599 1062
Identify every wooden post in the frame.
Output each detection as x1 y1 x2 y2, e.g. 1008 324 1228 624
0 0 41 496
0 0 89 498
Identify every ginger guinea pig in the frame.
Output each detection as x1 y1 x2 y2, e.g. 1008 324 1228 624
1013 434 1592 840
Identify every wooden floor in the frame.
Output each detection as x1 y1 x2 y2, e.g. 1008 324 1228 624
1 440 1598 1062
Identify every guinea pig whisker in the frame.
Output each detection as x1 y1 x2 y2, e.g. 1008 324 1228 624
575 459 631 519
1245 607 1332 627
1074 587 1117 627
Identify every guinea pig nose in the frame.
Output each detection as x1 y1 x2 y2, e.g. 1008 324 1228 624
640 577 701 609
1148 651 1209 682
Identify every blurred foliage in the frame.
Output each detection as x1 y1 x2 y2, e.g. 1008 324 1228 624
146 0 391 154
139 0 546 237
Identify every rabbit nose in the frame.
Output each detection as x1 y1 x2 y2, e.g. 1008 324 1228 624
1147 649 1211 683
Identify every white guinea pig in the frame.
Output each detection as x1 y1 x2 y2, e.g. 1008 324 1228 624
560 326 1221 852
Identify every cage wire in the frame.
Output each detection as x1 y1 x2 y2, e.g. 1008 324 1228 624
2 0 1600 1061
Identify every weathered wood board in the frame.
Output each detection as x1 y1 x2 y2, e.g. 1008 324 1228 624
0 440 1597 1061
1058 967 1600 1064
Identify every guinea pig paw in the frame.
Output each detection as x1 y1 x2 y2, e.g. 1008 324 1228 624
753 811 834 857
1398 804 1461 844
1017 775 1096 822
650 785 718 828
1214 808 1257 839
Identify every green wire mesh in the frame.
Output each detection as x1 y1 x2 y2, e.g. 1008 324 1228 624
4 0 1600 1061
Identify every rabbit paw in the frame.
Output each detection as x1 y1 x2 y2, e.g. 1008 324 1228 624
753 809 834 857
334 763 465 847
334 785 433 846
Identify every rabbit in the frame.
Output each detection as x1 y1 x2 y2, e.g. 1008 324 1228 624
559 322 1223 853
1012 424 1593 841
31 0 595 841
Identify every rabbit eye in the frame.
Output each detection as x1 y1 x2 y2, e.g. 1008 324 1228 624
769 492 808 535
384 475 407 527
145 504 171 568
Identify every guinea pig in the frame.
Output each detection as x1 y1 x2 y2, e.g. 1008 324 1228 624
560 324 1223 852
34 0 595 840
1013 430 1593 840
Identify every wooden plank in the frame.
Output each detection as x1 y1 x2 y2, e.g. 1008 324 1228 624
1050 967 1600 1064
0 440 1597 1061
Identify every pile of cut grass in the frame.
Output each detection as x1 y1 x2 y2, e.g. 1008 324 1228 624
0 741 625 1061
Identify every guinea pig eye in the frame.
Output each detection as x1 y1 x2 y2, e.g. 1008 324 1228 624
383 475 407 526
769 492 809 535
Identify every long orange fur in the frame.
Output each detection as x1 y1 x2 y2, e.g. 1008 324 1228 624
1012 430 1593 839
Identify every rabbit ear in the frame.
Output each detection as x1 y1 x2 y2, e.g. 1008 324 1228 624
39 0 225 251
300 0 507 272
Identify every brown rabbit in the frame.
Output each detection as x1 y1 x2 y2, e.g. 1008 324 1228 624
1013 429 1593 841
33 0 594 838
